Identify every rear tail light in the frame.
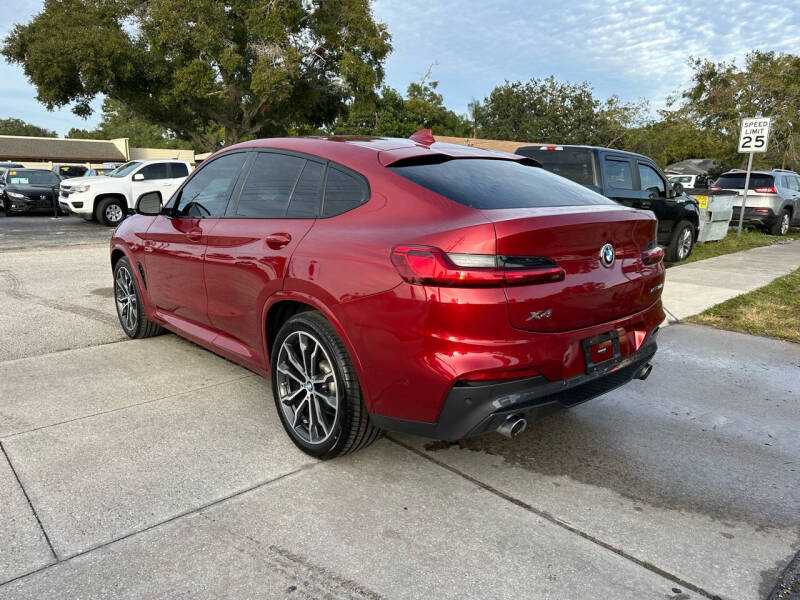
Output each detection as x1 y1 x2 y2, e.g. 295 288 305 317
754 208 770 214
709 185 722 190
642 245 664 265
390 245 565 287
754 187 777 194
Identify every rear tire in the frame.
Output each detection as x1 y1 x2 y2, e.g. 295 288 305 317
113 257 163 339
96 197 126 227
271 311 381 459
665 220 694 262
769 210 791 236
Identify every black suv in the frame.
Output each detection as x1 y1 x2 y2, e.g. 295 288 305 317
516 145 700 262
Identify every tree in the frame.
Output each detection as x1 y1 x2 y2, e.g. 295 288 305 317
334 70 471 138
3 0 391 150
682 51 800 170
473 76 646 146
67 98 193 149
0 118 57 137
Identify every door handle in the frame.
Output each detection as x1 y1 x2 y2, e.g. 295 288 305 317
266 232 292 249
186 229 202 242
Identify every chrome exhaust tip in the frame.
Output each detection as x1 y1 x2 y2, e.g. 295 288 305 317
497 415 527 439
635 363 653 381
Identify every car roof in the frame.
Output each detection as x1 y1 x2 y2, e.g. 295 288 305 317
516 144 656 162
216 135 531 174
131 158 188 164
720 169 797 176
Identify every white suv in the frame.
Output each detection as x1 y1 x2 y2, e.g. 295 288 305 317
59 159 192 226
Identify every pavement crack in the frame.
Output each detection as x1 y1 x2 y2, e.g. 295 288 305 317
0 374 259 440
0 268 117 326
387 435 722 600
1 441 58 562
0 462 319 589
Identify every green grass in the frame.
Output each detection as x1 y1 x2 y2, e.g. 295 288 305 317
667 227 799 266
687 267 800 343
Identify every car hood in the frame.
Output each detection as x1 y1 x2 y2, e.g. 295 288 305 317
61 176 112 186
5 183 59 194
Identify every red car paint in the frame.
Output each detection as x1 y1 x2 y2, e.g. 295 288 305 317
111 135 664 434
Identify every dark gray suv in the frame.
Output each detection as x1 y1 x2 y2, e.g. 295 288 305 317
712 169 800 235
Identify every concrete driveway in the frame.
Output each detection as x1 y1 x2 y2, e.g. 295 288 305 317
0 217 798 599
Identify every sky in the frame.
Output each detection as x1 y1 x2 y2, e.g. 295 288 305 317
3 0 800 136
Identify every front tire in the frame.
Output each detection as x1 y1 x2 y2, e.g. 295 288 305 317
96 197 126 227
769 209 791 236
113 257 163 339
665 220 694 262
271 311 381 459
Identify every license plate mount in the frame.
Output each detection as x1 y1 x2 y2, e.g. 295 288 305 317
581 330 622 375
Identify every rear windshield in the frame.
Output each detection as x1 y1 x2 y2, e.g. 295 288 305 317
715 173 774 190
388 158 614 209
514 147 596 186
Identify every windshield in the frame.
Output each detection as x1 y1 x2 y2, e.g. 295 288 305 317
6 170 60 185
388 158 614 209
715 173 775 190
108 161 143 178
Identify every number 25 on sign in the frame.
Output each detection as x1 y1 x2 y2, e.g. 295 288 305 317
736 116 772 236
738 117 771 153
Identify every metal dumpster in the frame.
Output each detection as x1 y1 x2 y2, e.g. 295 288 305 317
686 188 737 243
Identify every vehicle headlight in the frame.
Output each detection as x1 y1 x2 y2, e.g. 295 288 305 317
73 184 91 193
7 191 25 199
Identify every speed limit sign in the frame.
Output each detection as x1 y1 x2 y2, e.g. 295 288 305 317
738 117 771 153
735 116 772 236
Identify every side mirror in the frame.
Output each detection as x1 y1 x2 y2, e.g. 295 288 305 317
135 191 163 216
671 182 684 196
132 173 144 181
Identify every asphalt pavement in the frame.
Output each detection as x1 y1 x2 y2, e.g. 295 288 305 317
0 215 798 599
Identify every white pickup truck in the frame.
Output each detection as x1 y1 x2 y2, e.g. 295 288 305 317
59 159 192 226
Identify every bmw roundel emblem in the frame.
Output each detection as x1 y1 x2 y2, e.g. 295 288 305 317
599 243 615 268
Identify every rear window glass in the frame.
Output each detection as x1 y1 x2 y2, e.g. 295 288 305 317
715 173 774 189
388 158 614 209
515 148 596 186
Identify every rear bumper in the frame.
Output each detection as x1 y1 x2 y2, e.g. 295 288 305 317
731 206 778 227
371 333 658 441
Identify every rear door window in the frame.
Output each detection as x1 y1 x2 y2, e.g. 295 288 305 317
169 163 189 178
287 160 325 218
389 158 613 209
234 153 306 218
604 159 633 190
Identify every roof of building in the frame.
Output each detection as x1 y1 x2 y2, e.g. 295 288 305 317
0 135 127 162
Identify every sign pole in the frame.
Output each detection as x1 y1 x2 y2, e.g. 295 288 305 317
737 151 754 236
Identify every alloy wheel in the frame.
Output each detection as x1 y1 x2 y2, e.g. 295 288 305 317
276 330 339 445
105 203 123 224
677 227 692 260
115 266 138 331
780 213 790 235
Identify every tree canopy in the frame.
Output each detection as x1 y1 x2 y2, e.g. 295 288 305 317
67 98 193 149
472 76 647 147
3 0 391 150
0 118 57 138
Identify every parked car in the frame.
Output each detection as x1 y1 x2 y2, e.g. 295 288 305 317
60 159 192 226
711 168 800 236
54 164 89 179
0 167 61 215
110 133 665 458
515 145 701 262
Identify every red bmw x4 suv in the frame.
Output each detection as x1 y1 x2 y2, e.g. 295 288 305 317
110 132 665 458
